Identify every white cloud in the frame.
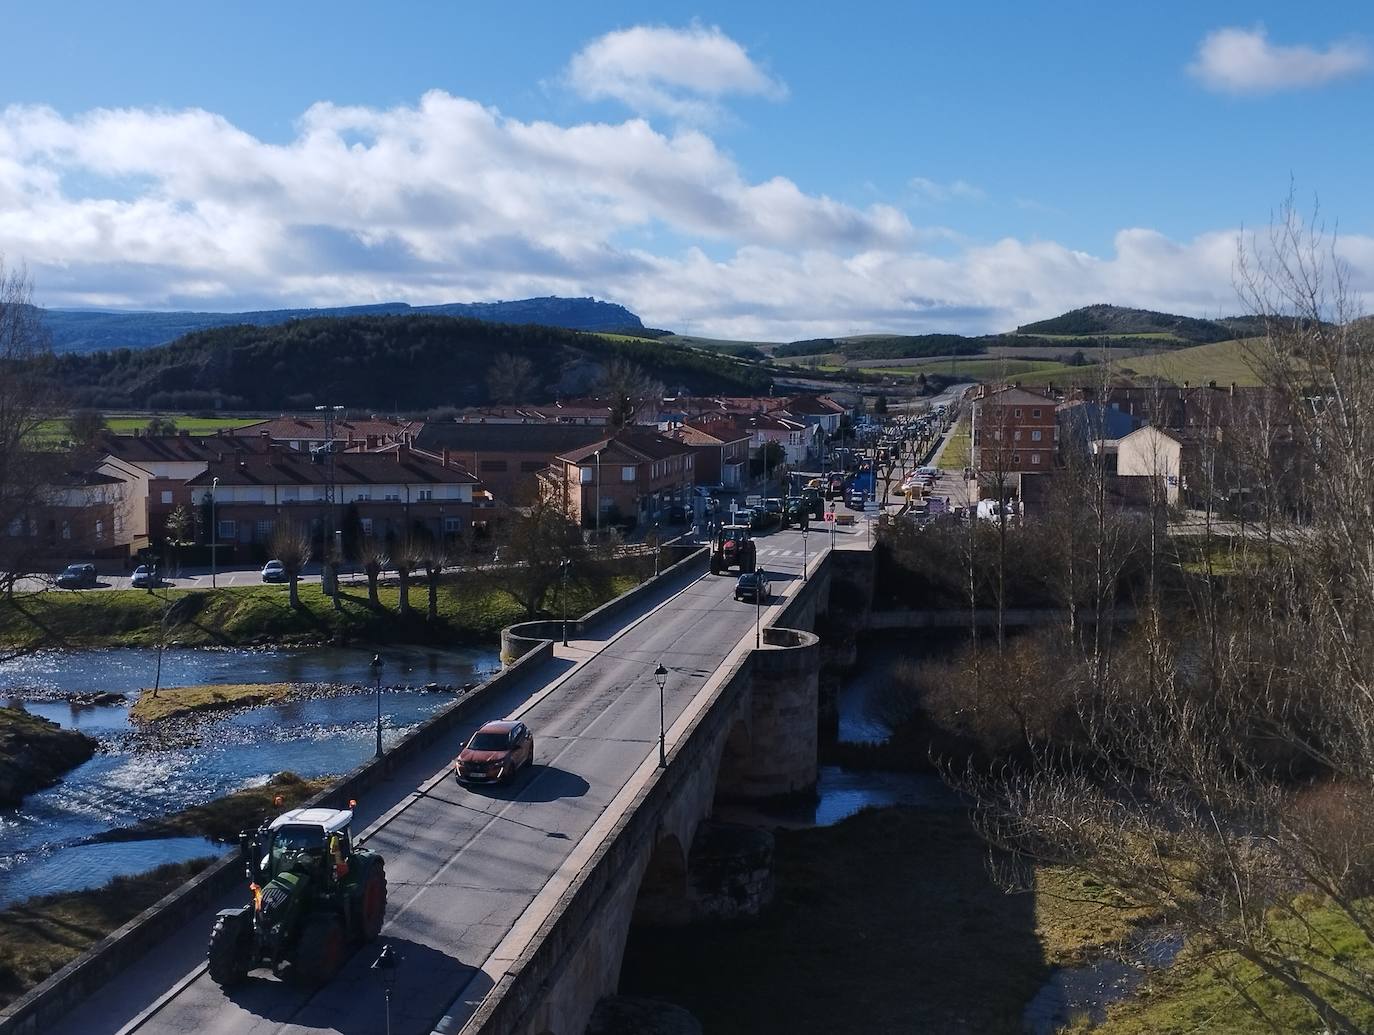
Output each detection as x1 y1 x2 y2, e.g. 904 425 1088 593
1 92 1371 340
565 23 786 120
909 177 985 204
1189 26 1370 94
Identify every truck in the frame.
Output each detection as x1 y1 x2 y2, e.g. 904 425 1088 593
207 806 387 987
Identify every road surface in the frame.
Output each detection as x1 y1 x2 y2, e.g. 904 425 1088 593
50 527 826 1035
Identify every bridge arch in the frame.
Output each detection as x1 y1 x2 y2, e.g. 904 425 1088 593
630 833 688 928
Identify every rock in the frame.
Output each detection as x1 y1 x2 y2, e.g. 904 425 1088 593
587 996 702 1035
69 691 128 707
0 706 97 807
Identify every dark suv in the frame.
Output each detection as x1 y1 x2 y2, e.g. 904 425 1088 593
56 563 97 589
734 570 771 603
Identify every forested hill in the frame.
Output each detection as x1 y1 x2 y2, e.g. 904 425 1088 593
48 314 769 411
36 296 644 353
1015 304 1266 343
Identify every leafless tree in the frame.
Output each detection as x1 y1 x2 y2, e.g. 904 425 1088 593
0 259 59 596
960 201 1374 1034
417 536 453 622
359 538 389 609
486 353 537 404
269 523 312 609
598 358 663 428
392 538 421 618
499 493 587 617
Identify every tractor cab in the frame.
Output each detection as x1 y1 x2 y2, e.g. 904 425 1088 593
250 808 354 886
710 524 757 575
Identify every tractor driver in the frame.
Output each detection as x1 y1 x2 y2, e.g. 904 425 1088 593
271 826 327 879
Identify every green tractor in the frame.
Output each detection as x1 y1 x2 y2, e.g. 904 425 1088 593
207 806 387 987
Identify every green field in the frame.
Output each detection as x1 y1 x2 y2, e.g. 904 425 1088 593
864 358 1083 381
1107 338 1266 387
38 414 262 443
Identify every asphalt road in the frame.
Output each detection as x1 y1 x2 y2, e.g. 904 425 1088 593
50 527 819 1035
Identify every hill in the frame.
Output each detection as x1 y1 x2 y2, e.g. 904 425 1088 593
47 314 769 412
1015 304 1270 344
35 296 644 353
1108 338 1266 387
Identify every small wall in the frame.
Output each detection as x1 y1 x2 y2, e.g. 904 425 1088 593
725 627 820 799
0 641 554 1035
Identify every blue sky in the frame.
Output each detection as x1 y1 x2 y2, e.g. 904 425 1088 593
0 2 1371 337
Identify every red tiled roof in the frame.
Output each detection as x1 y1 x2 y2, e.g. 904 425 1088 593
186 447 477 487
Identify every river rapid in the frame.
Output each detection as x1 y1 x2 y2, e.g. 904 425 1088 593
0 644 498 906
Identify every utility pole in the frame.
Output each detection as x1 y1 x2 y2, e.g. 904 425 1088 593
316 404 344 606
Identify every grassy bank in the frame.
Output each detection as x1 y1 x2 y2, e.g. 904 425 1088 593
1087 898 1374 1034
0 574 639 651
0 859 213 1008
99 771 332 842
620 807 1147 1033
129 682 291 722
0 707 96 807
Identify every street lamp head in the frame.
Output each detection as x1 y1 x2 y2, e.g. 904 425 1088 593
654 662 667 688
371 943 399 987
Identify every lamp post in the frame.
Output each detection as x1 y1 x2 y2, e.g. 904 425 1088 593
210 477 219 588
802 529 809 582
560 558 570 646
755 566 763 649
371 943 399 1035
369 653 384 757
595 449 602 540
654 663 667 768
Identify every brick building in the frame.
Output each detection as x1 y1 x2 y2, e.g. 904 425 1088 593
971 387 1058 474
665 422 751 488
543 430 696 528
413 423 607 504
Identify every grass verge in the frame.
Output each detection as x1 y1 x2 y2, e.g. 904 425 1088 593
0 858 214 1008
936 414 972 471
129 682 291 723
0 573 640 651
620 807 1148 1033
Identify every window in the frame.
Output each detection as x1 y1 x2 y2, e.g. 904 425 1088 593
1031 453 1042 465
993 430 1002 441
218 519 237 540
95 520 104 541
354 490 370 501
255 519 273 540
1013 430 1022 441
621 465 636 482
360 518 373 536
1032 408 1042 419
579 466 593 484
384 491 400 502
1031 429 1042 442
480 460 508 472
160 490 173 504
1011 454 1020 466
1014 408 1022 418
6 519 20 537
444 516 462 533
417 489 433 502
61 521 72 540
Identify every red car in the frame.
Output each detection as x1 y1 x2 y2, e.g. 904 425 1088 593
454 720 535 785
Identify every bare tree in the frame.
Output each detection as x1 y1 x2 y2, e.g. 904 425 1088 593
359 539 389 609
486 353 537 404
65 408 107 446
392 538 421 618
416 536 453 622
499 493 587 617
269 523 312 609
165 504 193 577
0 259 59 597
598 358 663 428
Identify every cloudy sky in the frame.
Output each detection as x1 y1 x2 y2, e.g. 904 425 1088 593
1 1 1372 339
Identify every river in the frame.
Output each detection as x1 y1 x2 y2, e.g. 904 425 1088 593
0 644 498 906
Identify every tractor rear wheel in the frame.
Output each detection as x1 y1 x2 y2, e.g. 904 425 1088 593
207 911 252 987
291 913 348 986
359 862 387 942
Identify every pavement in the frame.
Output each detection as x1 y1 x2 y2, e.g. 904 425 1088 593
49 525 828 1035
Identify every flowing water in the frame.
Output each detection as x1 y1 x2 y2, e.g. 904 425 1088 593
0 644 498 906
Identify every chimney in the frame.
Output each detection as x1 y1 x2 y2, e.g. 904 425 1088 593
442 448 451 468
1230 382 1237 396
396 444 410 464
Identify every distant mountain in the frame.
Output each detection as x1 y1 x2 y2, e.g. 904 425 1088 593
1014 304 1252 344
47 313 768 412
35 296 644 353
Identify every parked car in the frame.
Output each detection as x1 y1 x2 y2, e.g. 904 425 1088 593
261 559 287 583
454 720 535 785
56 563 97 590
667 505 688 523
130 565 158 588
734 569 771 603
